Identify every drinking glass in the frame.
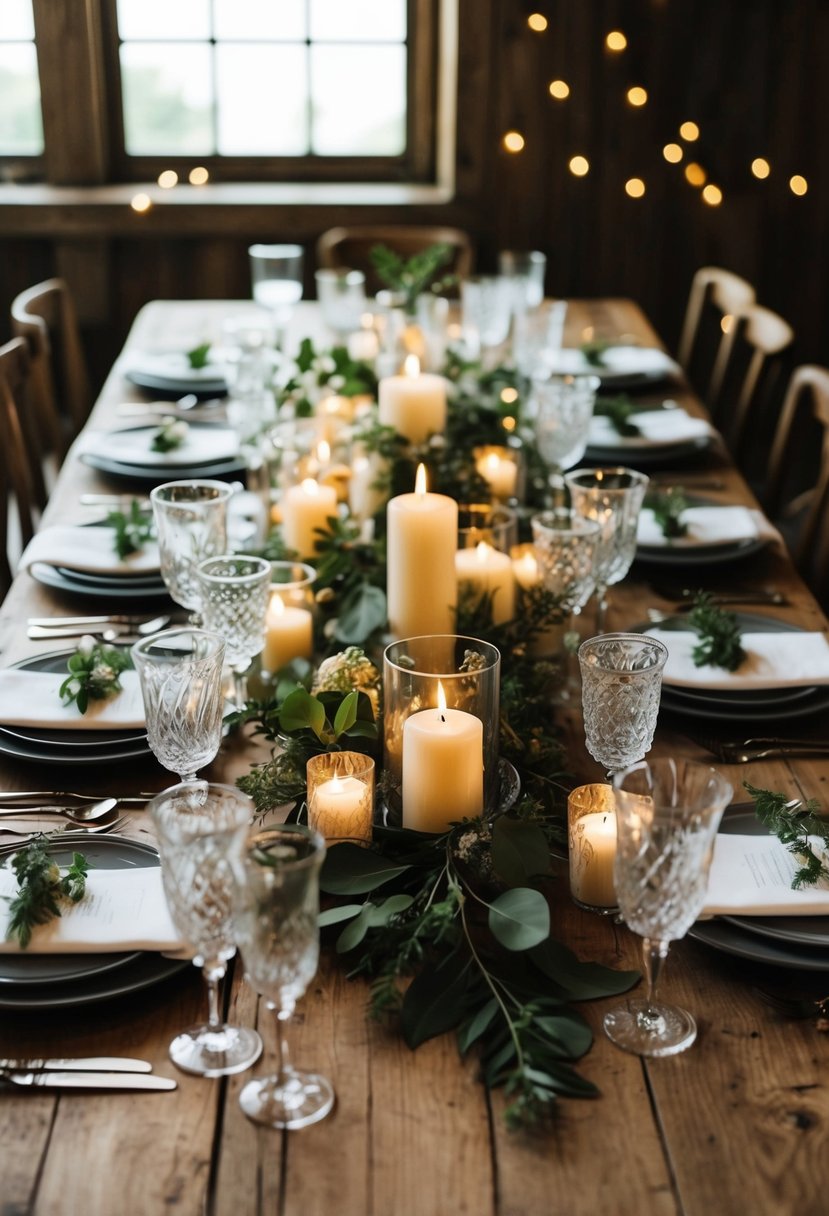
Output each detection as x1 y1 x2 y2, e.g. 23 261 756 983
564 467 649 632
605 758 733 1056
460 275 513 362
132 628 227 784
498 249 547 311
196 555 272 708
512 300 567 379
150 781 262 1077
249 243 304 348
315 268 366 334
530 509 600 699
231 825 334 1129
150 480 232 616
578 633 668 777
531 374 599 505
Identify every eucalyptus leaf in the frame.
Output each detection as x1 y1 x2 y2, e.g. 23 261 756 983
320 843 411 895
367 893 414 926
488 888 550 951
532 1011 593 1058
318 903 364 928
401 955 471 1048
336 904 375 953
529 938 640 1000
333 690 359 737
457 998 499 1054
491 817 551 887
334 583 388 644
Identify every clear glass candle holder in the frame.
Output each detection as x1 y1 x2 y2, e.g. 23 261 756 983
457 503 518 553
567 783 618 914
383 635 501 829
262 563 316 677
269 561 317 610
472 445 524 503
306 751 375 846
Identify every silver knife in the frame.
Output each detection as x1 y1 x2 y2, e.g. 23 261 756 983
1 1070 176 1091
0 1057 152 1072
28 616 155 627
28 625 132 640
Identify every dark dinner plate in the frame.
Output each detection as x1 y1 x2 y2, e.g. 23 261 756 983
125 368 227 399
30 562 173 603
80 452 246 486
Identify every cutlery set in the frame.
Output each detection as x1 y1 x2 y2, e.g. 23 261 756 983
690 736 829 764
0 1057 176 1091
27 614 172 642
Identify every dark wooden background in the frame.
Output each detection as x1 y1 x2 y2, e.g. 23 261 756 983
1 0 825 393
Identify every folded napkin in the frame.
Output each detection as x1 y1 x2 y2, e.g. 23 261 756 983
121 350 226 383
0 866 184 953
646 627 829 689
702 833 829 917
637 505 760 548
546 345 681 381
589 407 713 449
18 526 160 576
0 670 146 730
78 424 239 468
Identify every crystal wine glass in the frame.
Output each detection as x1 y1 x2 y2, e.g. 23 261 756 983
604 757 733 1056
460 275 513 363
564 467 649 632
579 633 668 777
150 480 232 617
530 508 600 701
249 243 304 351
532 374 599 506
149 781 262 1077
131 627 226 784
230 825 334 1130
196 555 272 708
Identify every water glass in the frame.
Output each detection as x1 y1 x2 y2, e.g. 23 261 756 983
604 758 732 1056
531 374 599 502
579 633 668 776
150 781 262 1077
196 555 272 708
150 480 232 614
132 627 227 784
460 275 513 360
498 249 547 311
315 268 366 334
231 825 334 1130
530 509 600 699
512 300 567 379
249 243 304 346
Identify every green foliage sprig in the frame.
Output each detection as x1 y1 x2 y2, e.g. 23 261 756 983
370 242 455 312
186 341 211 369
644 488 690 538
3 836 90 948
59 640 133 715
580 339 613 367
745 782 829 888
151 418 189 452
594 393 641 437
106 499 154 560
277 338 377 416
688 592 746 671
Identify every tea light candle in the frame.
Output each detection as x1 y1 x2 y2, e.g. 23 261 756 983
262 593 313 674
476 447 518 501
347 315 381 363
402 683 484 832
568 785 618 909
281 478 337 558
309 774 373 844
378 355 447 444
387 464 458 639
455 541 515 625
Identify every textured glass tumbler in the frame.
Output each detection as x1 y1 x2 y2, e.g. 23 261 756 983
151 480 232 614
578 633 668 777
197 554 272 708
150 781 262 1077
249 243 304 347
231 825 334 1130
604 758 732 1057
531 374 599 504
132 628 226 783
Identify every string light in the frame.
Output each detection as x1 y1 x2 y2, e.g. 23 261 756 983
679 121 700 141
503 131 525 153
606 31 627 51
702 184 722 206
663 143 683 163
568 155 590 177
790 175 808 196
627 86 648 107
157 170 178 189
527 13 548 32
130 192 152 213
189 166 210 185
500 387 519 405
684 162 707 187
751 158 771 179
548 79 570 99
625 178 646 198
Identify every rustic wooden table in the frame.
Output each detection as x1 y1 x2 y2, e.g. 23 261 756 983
1 300 827 1216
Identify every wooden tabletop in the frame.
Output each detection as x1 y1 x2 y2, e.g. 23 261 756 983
2 300 828 1216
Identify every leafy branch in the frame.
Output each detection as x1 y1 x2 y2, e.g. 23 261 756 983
688 592 746 671
3 836 90 948
106 499 154 560
59 640 133 715
370 242 455 312
745 782 829 888
186 341 211 369
151 418 189 452
644 488 689 538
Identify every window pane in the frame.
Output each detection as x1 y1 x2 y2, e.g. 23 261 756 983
214 0 306 41
116 0 211 41
0 44 43 154
311 45 405 154
310 0 406 43
121 44 213 154
4 0 35 40
216 46 308 155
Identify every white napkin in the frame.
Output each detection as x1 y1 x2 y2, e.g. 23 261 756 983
589 407 713 449
121 350 226 383
637 505 760 548
646 628 829 689
0 670 146 730
78 424 239 467
546 345 681 381
18 526 160 576
702 834 829 916
0 866 184 953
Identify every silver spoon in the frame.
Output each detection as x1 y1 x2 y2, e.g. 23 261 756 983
0 798 118 823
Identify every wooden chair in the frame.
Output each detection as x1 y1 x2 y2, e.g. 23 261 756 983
707 302 794 458
315 225 474 296
11 277 91 458
0 339 39 600
677 266 756 401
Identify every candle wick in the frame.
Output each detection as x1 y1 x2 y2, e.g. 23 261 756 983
440 713 446 723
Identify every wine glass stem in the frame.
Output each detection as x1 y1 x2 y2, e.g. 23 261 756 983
233 669 249 710
640 937 670 1029
204 962 227 1032
549 468 566 509
595 582 609 634
271 1001 295 1082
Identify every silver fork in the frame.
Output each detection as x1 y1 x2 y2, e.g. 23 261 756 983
0 815 130 841
689 735 829 763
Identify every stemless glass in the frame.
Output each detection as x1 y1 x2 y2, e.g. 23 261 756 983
532 374 599 505
249 243 304 349
150 480 232 616
231 825 334 1130
579 633 668 777
132 628 226 784
196 555 272 708
498 249 547 312
564 467 649 632
150 781 262 1077
605 758 733 1056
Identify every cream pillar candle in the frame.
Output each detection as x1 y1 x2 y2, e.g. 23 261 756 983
455 541 516 625
261 593 313 674
387 464 458 640
378 355 447 444
309 775 373 844
347 328 380 363
402 684 484 832
281 477 337 558
476 448 518 501
349 453 386 521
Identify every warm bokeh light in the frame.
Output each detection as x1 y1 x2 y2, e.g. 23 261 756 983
627 86 648 107
189 166 209 186
679 121 700 141
684 162 707 187
549 79 570 100
606 30 627 51
502 415 517 432
625 178 646 198
790 174 808 196
503 130 526 153
130 192 152 213
157 170 178 189
663 143 683 163
702 184 723 206
751 157 771 179
569 155 590 177
500 387 519 405
721 315 733 334
527 13 548 31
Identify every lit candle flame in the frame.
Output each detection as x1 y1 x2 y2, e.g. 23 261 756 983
437 681 447 715
328 774 344 794
516 551 538 582
475 541 493 563
415 463 428 496
316 439 331 464
301 477 320 496
484 453 502 475
404 354 421 378
269 594 285 617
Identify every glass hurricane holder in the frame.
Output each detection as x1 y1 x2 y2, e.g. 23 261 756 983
567 783 618 915
306 751 375 846
315 268 366 334
196 555 272 709
530 509 601 700
498 249 547 314
231 826 333 1130
131 628 227 784
460 275 513 365
457 503 518 553
578 633 668 779
150 781 262 1077
383 635 500 831
531 374 599 507
150 480 232 617
249 243 304 351
267 417 329 499
606 758 733 1057
564 467 650 633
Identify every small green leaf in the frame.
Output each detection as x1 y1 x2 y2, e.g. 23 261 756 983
491 817 551 887
487 888 550 952
320 843 411 895
366 893 414 926
333 690 359 737
336 904 375 953
318 903 364 928
529 938 640 1000
334 583 388 644
186 341 211 369
457 998 499 1054
401 956 471 1048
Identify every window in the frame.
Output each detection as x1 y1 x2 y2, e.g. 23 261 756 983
0 0 43 167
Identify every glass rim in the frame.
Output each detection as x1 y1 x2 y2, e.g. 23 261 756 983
315 268 365 284
563 467 650 491
383 634 501 679
611 757 733 808
578 632 669 671
150 479 234 505
243 824 326 872
269 560 316 588
131 625 226 662
248 243 304 258
530 372 601 391
531 509 602 538
196 554 272 586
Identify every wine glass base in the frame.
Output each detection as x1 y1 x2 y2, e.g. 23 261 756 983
239 1067 335 1129
603 999 697 1057
169 1023 263 1077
